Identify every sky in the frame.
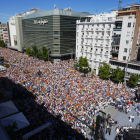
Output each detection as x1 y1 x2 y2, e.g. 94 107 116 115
1 0 140 23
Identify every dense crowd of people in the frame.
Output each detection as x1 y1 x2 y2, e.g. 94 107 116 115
0 47 139 139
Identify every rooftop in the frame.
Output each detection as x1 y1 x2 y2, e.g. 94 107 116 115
22 9 90 19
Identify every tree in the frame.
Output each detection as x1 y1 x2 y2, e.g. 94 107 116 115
77 56 89 72
0 40 5 47
26 47 32 56
37 49 42 59
41 46 48 61
98 62 111 79
4 121 18 140
127 74 139 87
91 70 95 77
32 45 38 57
111 66 125 83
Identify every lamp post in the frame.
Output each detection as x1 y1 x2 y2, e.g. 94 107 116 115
124 48 131 86
48 49 51 62
67 49 74 69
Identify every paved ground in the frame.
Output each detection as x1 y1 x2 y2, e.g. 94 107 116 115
105 108 140 140
86 105 140 140
86 105 121 139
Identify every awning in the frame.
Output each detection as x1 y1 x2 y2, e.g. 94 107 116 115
0 101 19 119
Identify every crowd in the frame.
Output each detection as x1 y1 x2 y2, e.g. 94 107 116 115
115 125 133 140
0 47 139 140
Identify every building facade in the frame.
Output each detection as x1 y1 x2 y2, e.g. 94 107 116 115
76 11 117 74
0 23 6 41
7 8 90 60
2 26 9 47
7 16 17 49
110 4 140 84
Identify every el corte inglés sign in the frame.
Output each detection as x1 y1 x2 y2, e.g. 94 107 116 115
34 19 48 25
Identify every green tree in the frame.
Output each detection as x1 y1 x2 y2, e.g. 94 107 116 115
98 62 111 79
127 74 139 87
4 121 18 140
26 47 32 56
0 40 5 47
37 49 43 59
91 70 95 77
78 56 89 72
32 45 38 57
41 46 48 61
74 63 78 70
112 66 125 83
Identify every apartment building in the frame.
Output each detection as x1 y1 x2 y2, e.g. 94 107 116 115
2 26 9 47
76 11 117 74
0 23 6 40
110 4 140 83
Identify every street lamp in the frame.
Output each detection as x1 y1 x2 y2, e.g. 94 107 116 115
67 49 74 69
48 49 51 62
124 48 131 86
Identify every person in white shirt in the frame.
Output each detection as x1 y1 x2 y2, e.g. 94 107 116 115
132 114 135 122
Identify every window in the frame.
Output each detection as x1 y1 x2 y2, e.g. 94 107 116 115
123 56 126 60
133 23 135 27
126 40 129 44
96 49 98 51
97 24 99 26
124 48 127 52
126 32 130 36
54 31 59 34
54 44 59 46
128 23 131 27
54 38 59 39
54 50 59 52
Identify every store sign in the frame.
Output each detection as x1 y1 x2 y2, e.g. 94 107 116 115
34 19 48 25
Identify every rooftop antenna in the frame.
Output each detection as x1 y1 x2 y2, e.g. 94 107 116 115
54 4 56 9
118 0 122 10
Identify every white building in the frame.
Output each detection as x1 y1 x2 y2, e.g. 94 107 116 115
110 4 140 84
8 16 17 49
76 11 117 74
7 8 39 51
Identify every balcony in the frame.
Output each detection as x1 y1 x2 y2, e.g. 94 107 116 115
111 42 120 46
106 36 110 39
112 34 121 37
111 49 119 53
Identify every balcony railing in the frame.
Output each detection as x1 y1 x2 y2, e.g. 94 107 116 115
111 49 119 53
